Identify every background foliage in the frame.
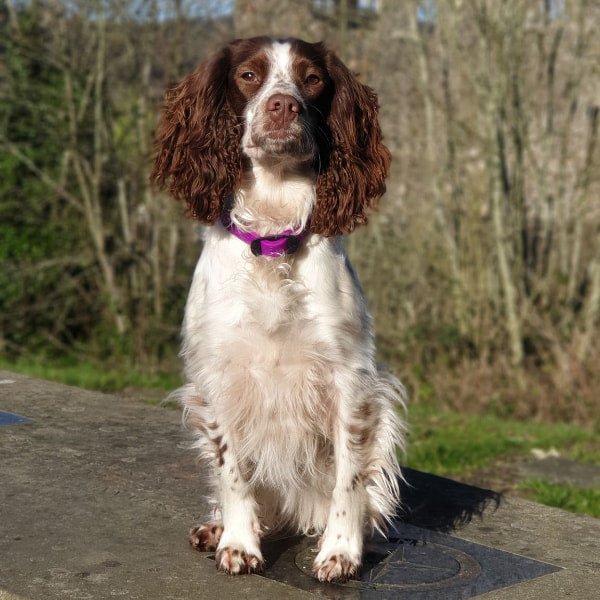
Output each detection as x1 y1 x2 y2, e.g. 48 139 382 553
1 0 599 422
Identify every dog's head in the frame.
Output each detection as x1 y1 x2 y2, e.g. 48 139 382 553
152 37 390 236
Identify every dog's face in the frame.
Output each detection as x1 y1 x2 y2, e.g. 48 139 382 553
225 38 332 162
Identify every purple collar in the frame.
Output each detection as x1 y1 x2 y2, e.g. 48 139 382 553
221 211 308 258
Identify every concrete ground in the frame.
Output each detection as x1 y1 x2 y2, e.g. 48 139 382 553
1 370 599 599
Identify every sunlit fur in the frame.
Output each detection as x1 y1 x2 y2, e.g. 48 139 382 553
153 37 405 583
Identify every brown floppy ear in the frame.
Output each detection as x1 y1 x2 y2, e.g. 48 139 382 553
312 50 391 237
152 47 242 222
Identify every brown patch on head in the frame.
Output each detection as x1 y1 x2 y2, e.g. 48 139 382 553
289 39 329 103
226 37 272 115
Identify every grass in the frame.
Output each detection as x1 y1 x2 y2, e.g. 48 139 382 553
519 480 600 518
405 401 599 475
0 356 182 393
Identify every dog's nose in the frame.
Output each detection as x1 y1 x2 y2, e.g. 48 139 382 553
266 94 300 127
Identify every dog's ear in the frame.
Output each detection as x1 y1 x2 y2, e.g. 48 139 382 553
311 48 391 237
152 46 242 222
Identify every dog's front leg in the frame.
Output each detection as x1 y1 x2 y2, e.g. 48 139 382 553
209 427 264 574
312 387 368 583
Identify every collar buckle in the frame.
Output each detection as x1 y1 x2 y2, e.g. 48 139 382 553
250 234 301 257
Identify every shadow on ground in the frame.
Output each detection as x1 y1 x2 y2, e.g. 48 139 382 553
399 467 502 532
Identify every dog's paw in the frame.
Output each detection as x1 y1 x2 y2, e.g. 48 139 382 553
216 545 264 575
189 522 223 552
312 550 360 583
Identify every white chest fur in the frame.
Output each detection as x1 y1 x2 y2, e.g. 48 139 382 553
181 226 373 490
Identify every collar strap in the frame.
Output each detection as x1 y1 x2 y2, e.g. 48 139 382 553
221 212 308 258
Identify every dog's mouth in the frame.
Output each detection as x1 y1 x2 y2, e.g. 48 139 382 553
266 130 295 140
250 127 315 159
262 119 304 141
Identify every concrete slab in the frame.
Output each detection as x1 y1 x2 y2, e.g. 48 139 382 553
1 370 599 599
518 456 600 489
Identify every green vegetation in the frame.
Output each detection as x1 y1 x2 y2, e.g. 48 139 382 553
405 403 599 476
0 357 181 394
519 480 600 519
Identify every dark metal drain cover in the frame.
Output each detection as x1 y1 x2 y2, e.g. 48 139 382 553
295 533 482 591
260 524 560 599
258 471 561 599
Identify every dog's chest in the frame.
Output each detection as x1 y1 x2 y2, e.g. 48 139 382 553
222 260 333 403
207 260 336 483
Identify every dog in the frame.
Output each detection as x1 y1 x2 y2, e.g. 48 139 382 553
152 36 406 583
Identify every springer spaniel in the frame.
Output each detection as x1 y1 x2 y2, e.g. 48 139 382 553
152 36 406 583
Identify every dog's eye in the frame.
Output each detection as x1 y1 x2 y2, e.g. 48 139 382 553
241 71 257 82
305 74 321 85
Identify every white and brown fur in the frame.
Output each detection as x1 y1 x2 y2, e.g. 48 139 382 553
152 37 406 583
